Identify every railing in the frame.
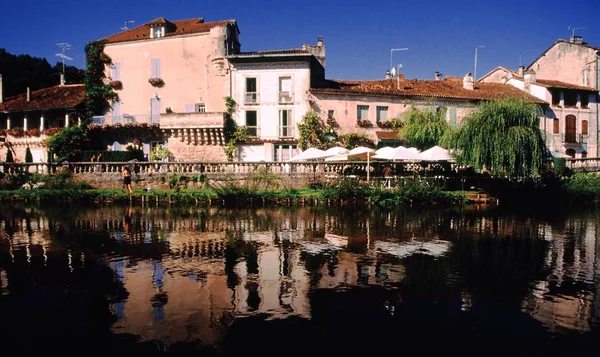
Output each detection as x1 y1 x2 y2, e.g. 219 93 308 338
92 114 160 125
2 158 600 176
278 92 293 104
561 133 587 144
245 92 258 104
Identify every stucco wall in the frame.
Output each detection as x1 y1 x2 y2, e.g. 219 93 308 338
104 28 229 117
531 42 599 88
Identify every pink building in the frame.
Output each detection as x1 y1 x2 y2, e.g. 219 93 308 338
480 36 600 158
308 73 544 146
97 17 241 161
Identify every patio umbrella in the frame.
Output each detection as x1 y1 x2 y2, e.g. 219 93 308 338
420 146 453 161
388 147 423 161
348 146 376 182
324 146 350 157
287 148 328 162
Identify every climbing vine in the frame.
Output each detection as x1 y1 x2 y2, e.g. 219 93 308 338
223 96 249 161
46 40 118 161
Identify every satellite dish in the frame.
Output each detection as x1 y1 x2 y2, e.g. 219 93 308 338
390 67 397 77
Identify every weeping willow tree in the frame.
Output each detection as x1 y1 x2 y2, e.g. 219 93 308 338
447 97 548 180
398 106 450 151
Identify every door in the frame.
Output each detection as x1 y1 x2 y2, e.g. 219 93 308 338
565 115 576 143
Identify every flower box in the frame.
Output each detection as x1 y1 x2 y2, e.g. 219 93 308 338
376 120 392 128
148 77 164 86
356 119 372 128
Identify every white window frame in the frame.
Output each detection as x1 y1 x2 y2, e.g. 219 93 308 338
278 76 293 103
376 106 389 122
195 103 206 113
245 110 259 137
245 77 258 104
274 144 298 162
279 109 294 138
357 105 369 120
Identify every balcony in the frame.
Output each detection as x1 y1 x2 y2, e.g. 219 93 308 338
279 92 293 104
245 92 258 104
561 133 587 144
279 126 295 138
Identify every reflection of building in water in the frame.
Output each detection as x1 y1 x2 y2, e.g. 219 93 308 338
2 206 599 345
525 220 599 332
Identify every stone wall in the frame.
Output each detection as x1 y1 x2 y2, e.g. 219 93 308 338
167 137 228 161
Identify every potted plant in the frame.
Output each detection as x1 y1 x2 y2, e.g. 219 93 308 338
357 119 372 128
148 78 164 86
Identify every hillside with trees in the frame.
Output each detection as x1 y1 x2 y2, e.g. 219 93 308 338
0 48 84 98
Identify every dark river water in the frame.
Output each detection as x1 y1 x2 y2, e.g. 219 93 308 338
0 203 598 356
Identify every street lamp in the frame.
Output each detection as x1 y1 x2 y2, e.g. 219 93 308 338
390 48 408 76
474 45 485 81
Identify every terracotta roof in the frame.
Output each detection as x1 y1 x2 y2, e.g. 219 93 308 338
310 77 547 104
534 79 597 92
101 17 236 44
0 84 85 112
229 48 310 57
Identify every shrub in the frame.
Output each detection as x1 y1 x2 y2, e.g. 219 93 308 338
25 147 33 163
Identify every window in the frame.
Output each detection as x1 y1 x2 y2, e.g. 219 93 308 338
551 90 561 107
151 26 164 38
151 58 161 78
564 91 577 108
376 106 389 122
195 104 206 113
581 151 588 159
245 78 257 104
582 120 588 135
279 109 294 137
327 110 334 118
581 93 589 109
357 105 369 120
553 118 559 134
274 144 298 162
279 76 293 103
111 63 120 81
246 111 258 137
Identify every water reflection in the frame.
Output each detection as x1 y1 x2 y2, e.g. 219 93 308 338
0 204 598 354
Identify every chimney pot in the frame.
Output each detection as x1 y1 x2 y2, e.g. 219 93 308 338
463 73 474 90
26 87 31 101
60 73 65 85
317 36 323 47
518 66 525 77
0 74 3 104
385 70 391 80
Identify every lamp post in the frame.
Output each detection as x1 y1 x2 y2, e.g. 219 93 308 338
390 48 409 76
474 45 485 81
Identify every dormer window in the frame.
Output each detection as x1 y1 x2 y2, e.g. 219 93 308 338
150 26 164 38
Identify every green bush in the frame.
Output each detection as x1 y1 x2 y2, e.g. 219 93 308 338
25 147 33 163
5 149 14 163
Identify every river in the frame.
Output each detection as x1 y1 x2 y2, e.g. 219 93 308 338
0 203 598 355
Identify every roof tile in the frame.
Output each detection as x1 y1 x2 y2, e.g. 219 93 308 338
310 78 547 104
0 84 85 112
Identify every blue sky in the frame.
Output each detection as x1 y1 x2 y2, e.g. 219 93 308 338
2 0 598 81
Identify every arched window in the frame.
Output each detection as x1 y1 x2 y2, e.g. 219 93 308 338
566 148 576 158
581 151 588 159
582 120 588 135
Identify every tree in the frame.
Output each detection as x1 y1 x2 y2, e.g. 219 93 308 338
25 147 33 163
5 147 13 162
297 111 329 150
397 106 450 151
447 97 548 180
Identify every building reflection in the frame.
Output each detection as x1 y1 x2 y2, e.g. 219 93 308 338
0 204 598 346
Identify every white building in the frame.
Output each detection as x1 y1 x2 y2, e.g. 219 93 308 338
226 37 326 162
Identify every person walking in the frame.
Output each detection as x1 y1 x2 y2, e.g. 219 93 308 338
122 165 133 195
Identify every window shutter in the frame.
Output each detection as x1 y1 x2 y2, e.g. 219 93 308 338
151 59 161 78
279 77 291 92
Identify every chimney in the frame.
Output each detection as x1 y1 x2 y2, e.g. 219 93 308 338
570 35 583 44
385 70 391 79
435 71 442 80
0 74 3 104
317 36 323 47
524 68 536 91
463 73 474 90
60 73 65 85
26 87 30 101
518 66 525 77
